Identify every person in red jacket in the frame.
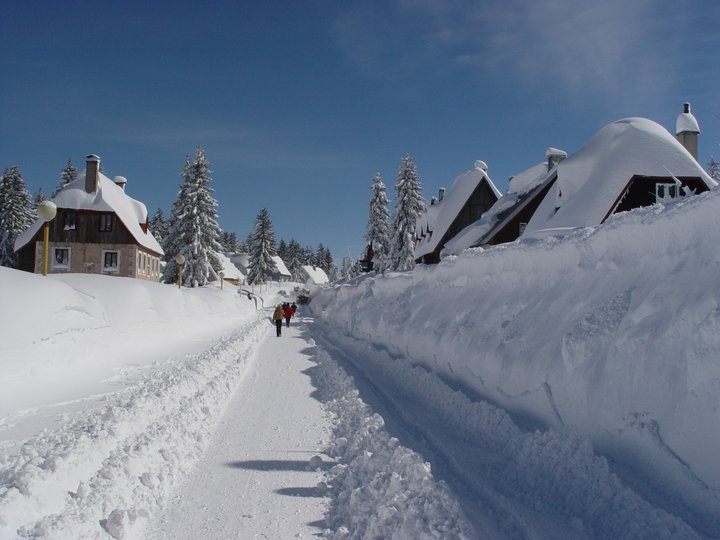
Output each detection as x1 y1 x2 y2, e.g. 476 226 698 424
282 302 294 328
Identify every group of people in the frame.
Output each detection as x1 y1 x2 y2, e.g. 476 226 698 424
272 302 297 337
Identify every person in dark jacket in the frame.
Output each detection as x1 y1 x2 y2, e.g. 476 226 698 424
272 304 284 336
282 302 294 328
291 302 297 314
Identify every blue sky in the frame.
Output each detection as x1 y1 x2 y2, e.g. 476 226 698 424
2 0 719 262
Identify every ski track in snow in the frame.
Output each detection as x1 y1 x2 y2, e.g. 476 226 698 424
0 315 268 539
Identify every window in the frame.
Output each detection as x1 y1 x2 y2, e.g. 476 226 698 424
103 250 119 272
519 222 527 235
53 248 69 268
655 183 679 204
63 212 76 230
99 213 113 232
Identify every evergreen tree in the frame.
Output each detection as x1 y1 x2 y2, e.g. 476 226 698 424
286 239 304 281
161 148 223 287
341 255 356 280
708 156 720 183
33 187 46 209
0 166 34 268
277 239 288 261
149 208 169 246
302 245 315 266
365 172 391 273
52 159 78 197
389 154 424 271
247 208 277 285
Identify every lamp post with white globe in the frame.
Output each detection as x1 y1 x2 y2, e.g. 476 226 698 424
36 201 57 276
175 254 185 288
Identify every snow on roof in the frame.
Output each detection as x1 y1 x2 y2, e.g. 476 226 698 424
441 162 552 256
524 117 716 237
229 252 250 274
271 255 291 277
415 163 501 259
15 171 163 255
301 265 329 284
676 105 700 134
217 252 243 280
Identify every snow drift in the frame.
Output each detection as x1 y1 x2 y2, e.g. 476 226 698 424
311 189 720 534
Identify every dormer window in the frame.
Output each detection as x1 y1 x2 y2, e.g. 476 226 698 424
655 183 680 204
99 213 113 232
63 212 76 230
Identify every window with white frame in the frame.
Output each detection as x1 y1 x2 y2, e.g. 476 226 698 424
102 250 119 272
53 247 70 268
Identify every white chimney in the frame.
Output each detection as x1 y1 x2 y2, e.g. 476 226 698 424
113 176 127 191
546 147 567 172
85 154 100 193
676 102 700 160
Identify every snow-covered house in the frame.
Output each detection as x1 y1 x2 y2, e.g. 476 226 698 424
14 155 164 280
443 112 715 255
299 265 329 286
414 161 501 264
271 255 292 282
227 252 291 282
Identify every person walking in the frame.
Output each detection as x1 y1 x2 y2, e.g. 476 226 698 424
282 302 294 328
272 304 284 337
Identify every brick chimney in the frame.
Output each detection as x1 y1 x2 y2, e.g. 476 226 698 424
85 154 100 193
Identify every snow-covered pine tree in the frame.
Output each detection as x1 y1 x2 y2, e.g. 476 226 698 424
247 207 277 285
389 154 424 271
52 159 78 197
341 255 356 280
161 148 223 287
365 171 391 273
302 245 315 266
708 156 720 183
0 166 34 268
286 239 303 281
277 239 288 261
33 188 46 209
149 208 169 246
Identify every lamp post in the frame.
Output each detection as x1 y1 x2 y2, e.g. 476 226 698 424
175 254 185 288
36 201 57 276
219 270 225 290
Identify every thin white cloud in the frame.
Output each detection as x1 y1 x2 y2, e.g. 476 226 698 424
333 0 705 107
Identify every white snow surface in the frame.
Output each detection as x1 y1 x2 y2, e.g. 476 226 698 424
313 189 720 536
14 173 163 255
525 117 715 235
301 265 329 285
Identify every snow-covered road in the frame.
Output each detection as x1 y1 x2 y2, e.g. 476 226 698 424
146 317 330 539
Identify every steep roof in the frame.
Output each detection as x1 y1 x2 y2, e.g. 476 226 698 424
271 255 291 277
301 265 329 284
414 162 501 259
15 172 163 255
524 117 716 236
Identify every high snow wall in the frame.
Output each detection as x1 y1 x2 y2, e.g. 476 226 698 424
312 189 720 526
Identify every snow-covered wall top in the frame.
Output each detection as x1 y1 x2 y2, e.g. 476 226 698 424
414 163 501 259
312 190 720 532
525 117 715 236
15 173 163 255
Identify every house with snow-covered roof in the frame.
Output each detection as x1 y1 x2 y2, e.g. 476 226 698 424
442 106 715 256
414 160 501 264
14 154 164 280
299 265 329 286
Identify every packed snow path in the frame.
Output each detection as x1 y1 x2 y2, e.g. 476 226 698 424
146 315 331 539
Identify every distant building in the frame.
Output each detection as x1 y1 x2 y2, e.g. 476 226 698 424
442 112 715 256
414 160 501 264
226 252 291 282
14 155 163 280
299 265 329 286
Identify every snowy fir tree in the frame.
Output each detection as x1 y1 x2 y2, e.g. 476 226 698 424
277 239 288 261
708 156 720 183
32 187 45 209
389 154 424 271
286 239 304 281
0 166 34 268
315 243 335 274
341 255 356 280
149 208 169 246
219 231 240 252
302 245 315 266
161 149 223 287
364 171 391 273
247 207 278 285
52 159 77 197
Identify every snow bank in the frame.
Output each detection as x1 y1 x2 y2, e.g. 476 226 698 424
311 190 720 535
0 318 267 539
304 340 474 539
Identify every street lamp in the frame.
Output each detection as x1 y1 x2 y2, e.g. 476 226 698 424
175 254 185 288
219 270 225 290
36 201 57 276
